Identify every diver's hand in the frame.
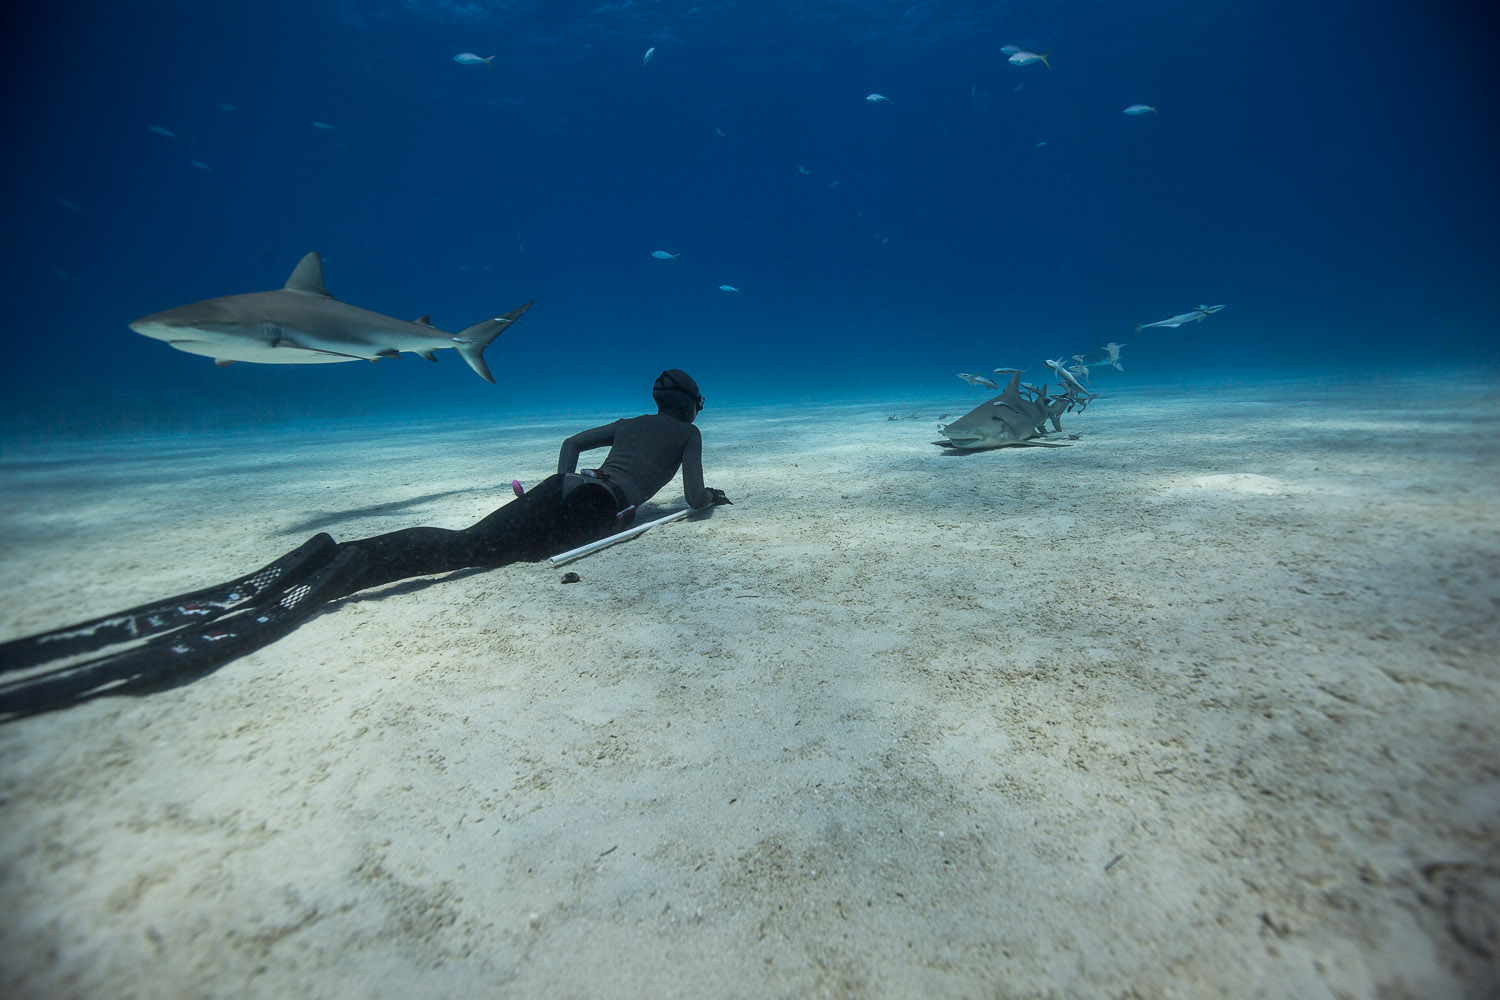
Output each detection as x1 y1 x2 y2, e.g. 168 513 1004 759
707 488 733 506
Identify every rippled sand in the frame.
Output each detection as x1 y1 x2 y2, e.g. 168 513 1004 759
2 373 1497 998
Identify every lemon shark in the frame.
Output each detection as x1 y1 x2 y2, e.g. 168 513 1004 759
936 371 1063 450
129 252 533 383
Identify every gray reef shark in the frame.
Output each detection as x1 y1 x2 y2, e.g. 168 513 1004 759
130 252 533 383
937 371 1061 450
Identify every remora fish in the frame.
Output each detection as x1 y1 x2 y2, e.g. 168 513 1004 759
129 252 532 383
957 373 999 389
1044 357 1094 398
937 371 1052 450
1133 304 1225 333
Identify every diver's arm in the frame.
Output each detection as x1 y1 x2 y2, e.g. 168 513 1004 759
558 422 617 475
680 427 713 509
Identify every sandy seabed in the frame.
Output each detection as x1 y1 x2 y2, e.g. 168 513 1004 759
1 372 1497 999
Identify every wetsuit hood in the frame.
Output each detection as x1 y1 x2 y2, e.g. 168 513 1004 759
653 369 703 423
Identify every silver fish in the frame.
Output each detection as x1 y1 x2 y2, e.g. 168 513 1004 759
1007 49 1051 68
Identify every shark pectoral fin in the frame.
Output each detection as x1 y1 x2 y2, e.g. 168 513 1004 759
215 359 235 367
451 300 533 384
274 336 368 361
419 351 438 362
414 315 432 326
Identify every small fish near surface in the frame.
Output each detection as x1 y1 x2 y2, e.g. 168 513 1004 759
643 46 656 66
129 252 532 383
718 284 741 294
1123 104 1158 116
651 250 680 260
1008 49 1052 68
1133 304 1225 333
866 93 892 104
453 52 495 66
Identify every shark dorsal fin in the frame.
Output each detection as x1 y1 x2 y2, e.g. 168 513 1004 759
284 252 332 297
1000 371 1022 401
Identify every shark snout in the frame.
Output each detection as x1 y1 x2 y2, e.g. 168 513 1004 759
129 316 187 343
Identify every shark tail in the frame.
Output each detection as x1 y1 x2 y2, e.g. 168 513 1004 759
453 301 533 383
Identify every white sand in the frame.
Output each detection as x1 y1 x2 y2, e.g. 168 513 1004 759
1 373 1497 998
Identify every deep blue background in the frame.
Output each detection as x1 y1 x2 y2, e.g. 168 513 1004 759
1 0 1496 435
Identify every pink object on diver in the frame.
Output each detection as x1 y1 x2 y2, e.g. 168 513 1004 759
511 479 524 497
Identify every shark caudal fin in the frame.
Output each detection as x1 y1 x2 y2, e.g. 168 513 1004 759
452 301 533 383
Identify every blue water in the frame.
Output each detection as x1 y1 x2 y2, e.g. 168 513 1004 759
2 0 1496 436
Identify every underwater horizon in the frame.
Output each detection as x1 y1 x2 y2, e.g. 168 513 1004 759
2 0 1496 437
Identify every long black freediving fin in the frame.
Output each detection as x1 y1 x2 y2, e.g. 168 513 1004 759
0 546 367 720
0 533 339 676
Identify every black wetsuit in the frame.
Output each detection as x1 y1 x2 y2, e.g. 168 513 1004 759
331 411 709 596
0 396 719 717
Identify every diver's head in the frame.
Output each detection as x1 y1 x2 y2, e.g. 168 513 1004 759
653 369 704 423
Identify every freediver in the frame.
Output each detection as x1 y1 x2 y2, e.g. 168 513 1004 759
0 370 732 716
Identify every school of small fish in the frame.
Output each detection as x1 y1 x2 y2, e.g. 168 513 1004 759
130 33 1171 329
